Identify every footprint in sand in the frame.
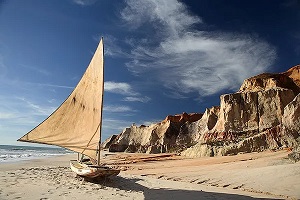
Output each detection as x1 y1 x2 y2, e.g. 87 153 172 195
10 182 18 186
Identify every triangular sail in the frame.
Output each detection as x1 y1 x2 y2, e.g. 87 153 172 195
18 39 104 161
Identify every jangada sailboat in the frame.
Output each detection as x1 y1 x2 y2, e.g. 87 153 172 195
18 38 120 178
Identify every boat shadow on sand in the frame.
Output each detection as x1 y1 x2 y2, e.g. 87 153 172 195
83 175 281 200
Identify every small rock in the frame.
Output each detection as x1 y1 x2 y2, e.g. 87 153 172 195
288 151 300 162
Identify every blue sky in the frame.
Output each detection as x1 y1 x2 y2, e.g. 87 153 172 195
0 0 299 146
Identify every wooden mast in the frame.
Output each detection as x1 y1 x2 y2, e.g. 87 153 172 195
97 37 104 166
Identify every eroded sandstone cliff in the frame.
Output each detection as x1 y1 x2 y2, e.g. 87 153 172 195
105 65 300 157
108 113 202 153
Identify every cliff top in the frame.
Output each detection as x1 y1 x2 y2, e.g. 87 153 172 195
282 65 300 87
164 112 203 123
239 65 300 94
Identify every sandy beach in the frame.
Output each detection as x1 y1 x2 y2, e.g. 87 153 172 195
0 150 299 200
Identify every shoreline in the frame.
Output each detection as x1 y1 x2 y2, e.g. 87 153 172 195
0 150 299 199
0 153 75 165
0 154 76 171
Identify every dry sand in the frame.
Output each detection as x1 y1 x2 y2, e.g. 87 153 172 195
0 150 299 200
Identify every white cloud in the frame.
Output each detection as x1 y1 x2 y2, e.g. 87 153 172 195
101 118 163 138
104 81 151 103
16 97 56 116
121 0 201 34
103 105 135 113
36 83 73 89
104 81 138 96
0 95 57 142
96 35 130 57
102 118 133 135
139 119 162 126
120 0 277 98
0 112 15 119
47 99 56 104
123 96 150 103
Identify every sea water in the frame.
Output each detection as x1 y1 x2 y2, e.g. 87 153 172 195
0 145 72 163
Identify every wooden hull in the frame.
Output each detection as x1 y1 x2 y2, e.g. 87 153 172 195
70 160 120 178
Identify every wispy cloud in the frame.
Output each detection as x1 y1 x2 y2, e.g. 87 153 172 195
102 118 137 137
47 99 56 104
0 73 73 91
0 95 58 142
104 81 151 103
72 0 97 6
103 105 135 113
139 119 162 126
121 0 201 32
96 35 130 57
120 0 277 98
20 64 51 76
123 96 150 103
104 81 138 96
102 117 163 138
36 83 73 89
0 112 15 119
16 97 56 116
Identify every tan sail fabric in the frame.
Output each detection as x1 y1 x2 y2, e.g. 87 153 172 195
18 39 104 161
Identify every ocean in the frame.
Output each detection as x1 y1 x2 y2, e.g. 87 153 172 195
0 145 72 163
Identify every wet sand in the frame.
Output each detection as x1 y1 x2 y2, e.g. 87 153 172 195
0 150 299 199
